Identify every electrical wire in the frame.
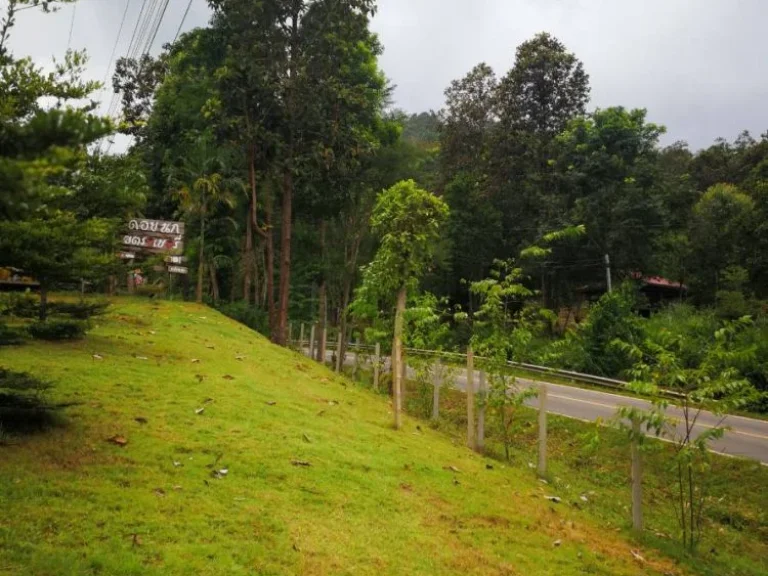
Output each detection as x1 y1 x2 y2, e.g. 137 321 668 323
102 0 133 86
173 0 195 44
66 1 77 49
125 0 151 58
145 0 171 55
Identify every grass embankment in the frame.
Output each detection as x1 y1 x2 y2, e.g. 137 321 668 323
367 367 767 576
0 298 762 576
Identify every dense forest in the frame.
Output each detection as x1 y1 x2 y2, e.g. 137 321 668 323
2 0 768 407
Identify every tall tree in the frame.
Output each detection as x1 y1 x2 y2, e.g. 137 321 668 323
0 0 116 317
495 32 590 136
172 137 236 303
554 107 666 277
689 183 755 302
209 0 385 344
354 180 448 429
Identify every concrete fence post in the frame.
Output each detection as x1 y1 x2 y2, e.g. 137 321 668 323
432 359 442 421
373 342 381 391
299 323 305 351
538 383 548 477
476 370 486 453
466 346 476 451
631 417 644 532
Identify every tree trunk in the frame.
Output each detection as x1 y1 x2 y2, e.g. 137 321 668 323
196 208 205 304
209 258 220 304
316 279 327 363
315 220 327 363
244 205 253 303
265 189 276 337
274 7 299 345
276 167 292 345
392 285 407 430
39 283 48 321
338 275 352 371
243 146 256 303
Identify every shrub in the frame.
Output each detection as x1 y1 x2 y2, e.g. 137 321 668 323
575 284 644 376
0 292 39 318
0 368 57 434
28 319 87 341
50 300 110 319
216 301 269 336
0 322 27 346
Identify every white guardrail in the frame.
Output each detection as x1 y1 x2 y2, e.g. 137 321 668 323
292 338 684 399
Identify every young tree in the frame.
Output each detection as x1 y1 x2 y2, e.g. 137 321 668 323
0 215 115 319
355 180 448 429
468 260 545 458
0 0 115 317
615 318 760 550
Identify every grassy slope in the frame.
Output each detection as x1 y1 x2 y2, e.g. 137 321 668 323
0 298 715 575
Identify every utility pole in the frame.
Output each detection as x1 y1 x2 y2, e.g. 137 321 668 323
604 253 612 293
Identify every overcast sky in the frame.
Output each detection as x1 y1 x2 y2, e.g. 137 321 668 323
7 0 768 150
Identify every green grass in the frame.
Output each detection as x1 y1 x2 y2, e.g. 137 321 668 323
0 298 763 575
386 370 768 576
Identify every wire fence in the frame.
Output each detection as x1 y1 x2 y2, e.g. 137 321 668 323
288 330 684 400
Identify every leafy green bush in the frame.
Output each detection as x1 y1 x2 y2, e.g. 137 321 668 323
543 284 643 377
28 320 87 341
0 292 39 318
0 294 109 320
0 368 57 435
50 300 110 319
0 322 27 346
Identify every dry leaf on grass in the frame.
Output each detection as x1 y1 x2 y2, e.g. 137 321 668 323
107 435 128 447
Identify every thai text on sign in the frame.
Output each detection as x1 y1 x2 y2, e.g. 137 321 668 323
122 219 185 255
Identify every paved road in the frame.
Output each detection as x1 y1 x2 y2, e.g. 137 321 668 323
307 348 768 464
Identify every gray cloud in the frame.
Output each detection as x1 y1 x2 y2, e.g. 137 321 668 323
8 0 768 149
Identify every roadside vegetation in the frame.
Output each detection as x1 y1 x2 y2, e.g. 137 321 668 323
1 298 765 576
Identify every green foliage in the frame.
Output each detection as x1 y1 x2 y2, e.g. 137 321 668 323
50 300 110 320
690 184 755 302
215 302 270 337
549 284 644 377
468 260 546 459
27 319 87 341
0 214 117 318
403 292 454 350
359 180 449 298
0 366 54 435
0 322 27 346
496 32 590 136
615 317 761 550
0 294 109 321
0 292 39 318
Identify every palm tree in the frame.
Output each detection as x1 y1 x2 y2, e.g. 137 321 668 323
173 137 236 303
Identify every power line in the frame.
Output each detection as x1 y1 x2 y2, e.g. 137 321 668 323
66 1 77 50
125 0 151 59
145 0 172 55
102 0 133 86
173 0 195 44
